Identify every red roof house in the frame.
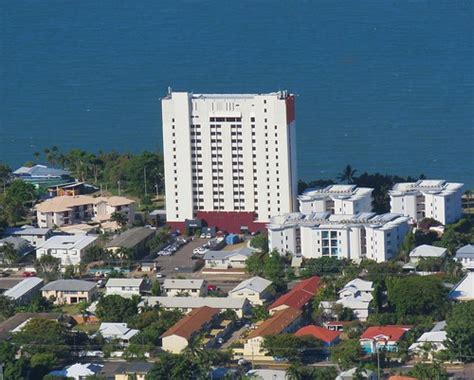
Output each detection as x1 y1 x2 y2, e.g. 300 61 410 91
295 325 341 346
269 276 321 314
360 325 412 354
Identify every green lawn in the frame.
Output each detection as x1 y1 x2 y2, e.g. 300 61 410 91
57 303 85 315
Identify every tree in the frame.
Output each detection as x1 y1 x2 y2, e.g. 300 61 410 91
0 341 26 379
262 334 322 363
408 362 448 380
337 165 357 184
249 233 269 253
445 301 474 362
0 180 36 224
151 281 161 296
146 352 208 380
300 257 347 277
30 352 58 379
330 339 362 370
95 295 139 322
34 254 61 281
83 246 109 264
111 211 128 229
397 231 415 262
245 251 267 276
0 242 20 264
12 318 70 358
262 250 287 290
250 305 269 323
386 276 449 320
0 295 15 319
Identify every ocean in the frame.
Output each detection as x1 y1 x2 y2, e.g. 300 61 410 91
1 0 473 187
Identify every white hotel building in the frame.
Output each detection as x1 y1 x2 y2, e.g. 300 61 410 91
162 90 297 233
268 212 410 263
389 180 463 225
298 184 373 215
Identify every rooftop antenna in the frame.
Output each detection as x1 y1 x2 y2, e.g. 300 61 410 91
168 86 172 95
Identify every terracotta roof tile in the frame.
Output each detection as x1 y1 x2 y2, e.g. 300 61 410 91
247 308 301 339
160 306 219 340
361 325 412 342
269 276 321 311
295 325 341 344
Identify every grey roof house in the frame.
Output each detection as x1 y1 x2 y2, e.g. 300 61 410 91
455 244 474 270
106 227 155 258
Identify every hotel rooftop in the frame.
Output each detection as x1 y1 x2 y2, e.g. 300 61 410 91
390 180 463 196
299 184 373 202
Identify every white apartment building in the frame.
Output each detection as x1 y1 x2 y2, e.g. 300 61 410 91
36 235 97 266
390 180 463 225
35 195 135 228
268 212 410 262
161 90 297 233
298 185 373 215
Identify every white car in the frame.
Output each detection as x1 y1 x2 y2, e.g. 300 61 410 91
206 233 212 239
156 273 164 278
200 233 206 239
193 247 202 255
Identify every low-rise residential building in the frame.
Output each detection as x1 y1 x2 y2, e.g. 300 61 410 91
36 235 97 266
203 247 254 269
360 325 412 354
0 236 34 262
321 279 373 321
48 363 103 380
269 276 320 314
229 276 273 305
268 212 410 262
336 367 377 380
298 185 373 215
163 279 207 297
98 323 140 346
35 195 135 228
100 362 153 380
41 279 97 305
389 180 464 225
161 306 220 354
409 244 447 263
139 296 251 318
0 313 62 341
454 244 474 270
409 321 447 360
2 225 53 247
243 308 302 360
105 278 146 297
13 164 71 185
448 272 474 301
295 325 341 347
106 227 156 258
4 277 44 305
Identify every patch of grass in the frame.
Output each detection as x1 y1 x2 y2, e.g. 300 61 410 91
57 303 85 315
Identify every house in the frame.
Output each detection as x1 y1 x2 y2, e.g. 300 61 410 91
390 180 464 224
448 272 474 301
409 321 447 360
36 235 98 267
324 321 353 332
100 361 153 380
321 278 374 321
243 307 302 360
245 369 287 380
269 276 321 314
203 247 255 269
360 325 412 354
2 225 53 247
408 245 447 263
295 325 341 347
48 363 103 380
98 323 140 346
106 227 156 259
13 164 71 185
0 237 34 262
35 194 135 228
336 367 377 380
161 306 220 353
105 278 146 297
41 279 97 304
163 279 207 297
229 276 273 305
0 313 62 341
4 277 44 305
139 296 251 318
454 244 474 270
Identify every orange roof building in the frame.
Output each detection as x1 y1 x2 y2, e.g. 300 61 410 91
161 306 219 354
360 325 412 354
269 276 321 313
295 325 341 346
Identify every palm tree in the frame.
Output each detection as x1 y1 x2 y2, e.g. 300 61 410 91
337 165 357 184
33 151 40 162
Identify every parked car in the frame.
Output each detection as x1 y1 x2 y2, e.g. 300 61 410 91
207 284 217 291
22 271 36 277
200 233 206 239
156 273 164 278
206 233 212 239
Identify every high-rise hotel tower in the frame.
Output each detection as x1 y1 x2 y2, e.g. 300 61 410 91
162 90 297 233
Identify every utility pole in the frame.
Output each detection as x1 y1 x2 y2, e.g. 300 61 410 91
375 340 381 380
117 180 121 196
144 166 147 197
